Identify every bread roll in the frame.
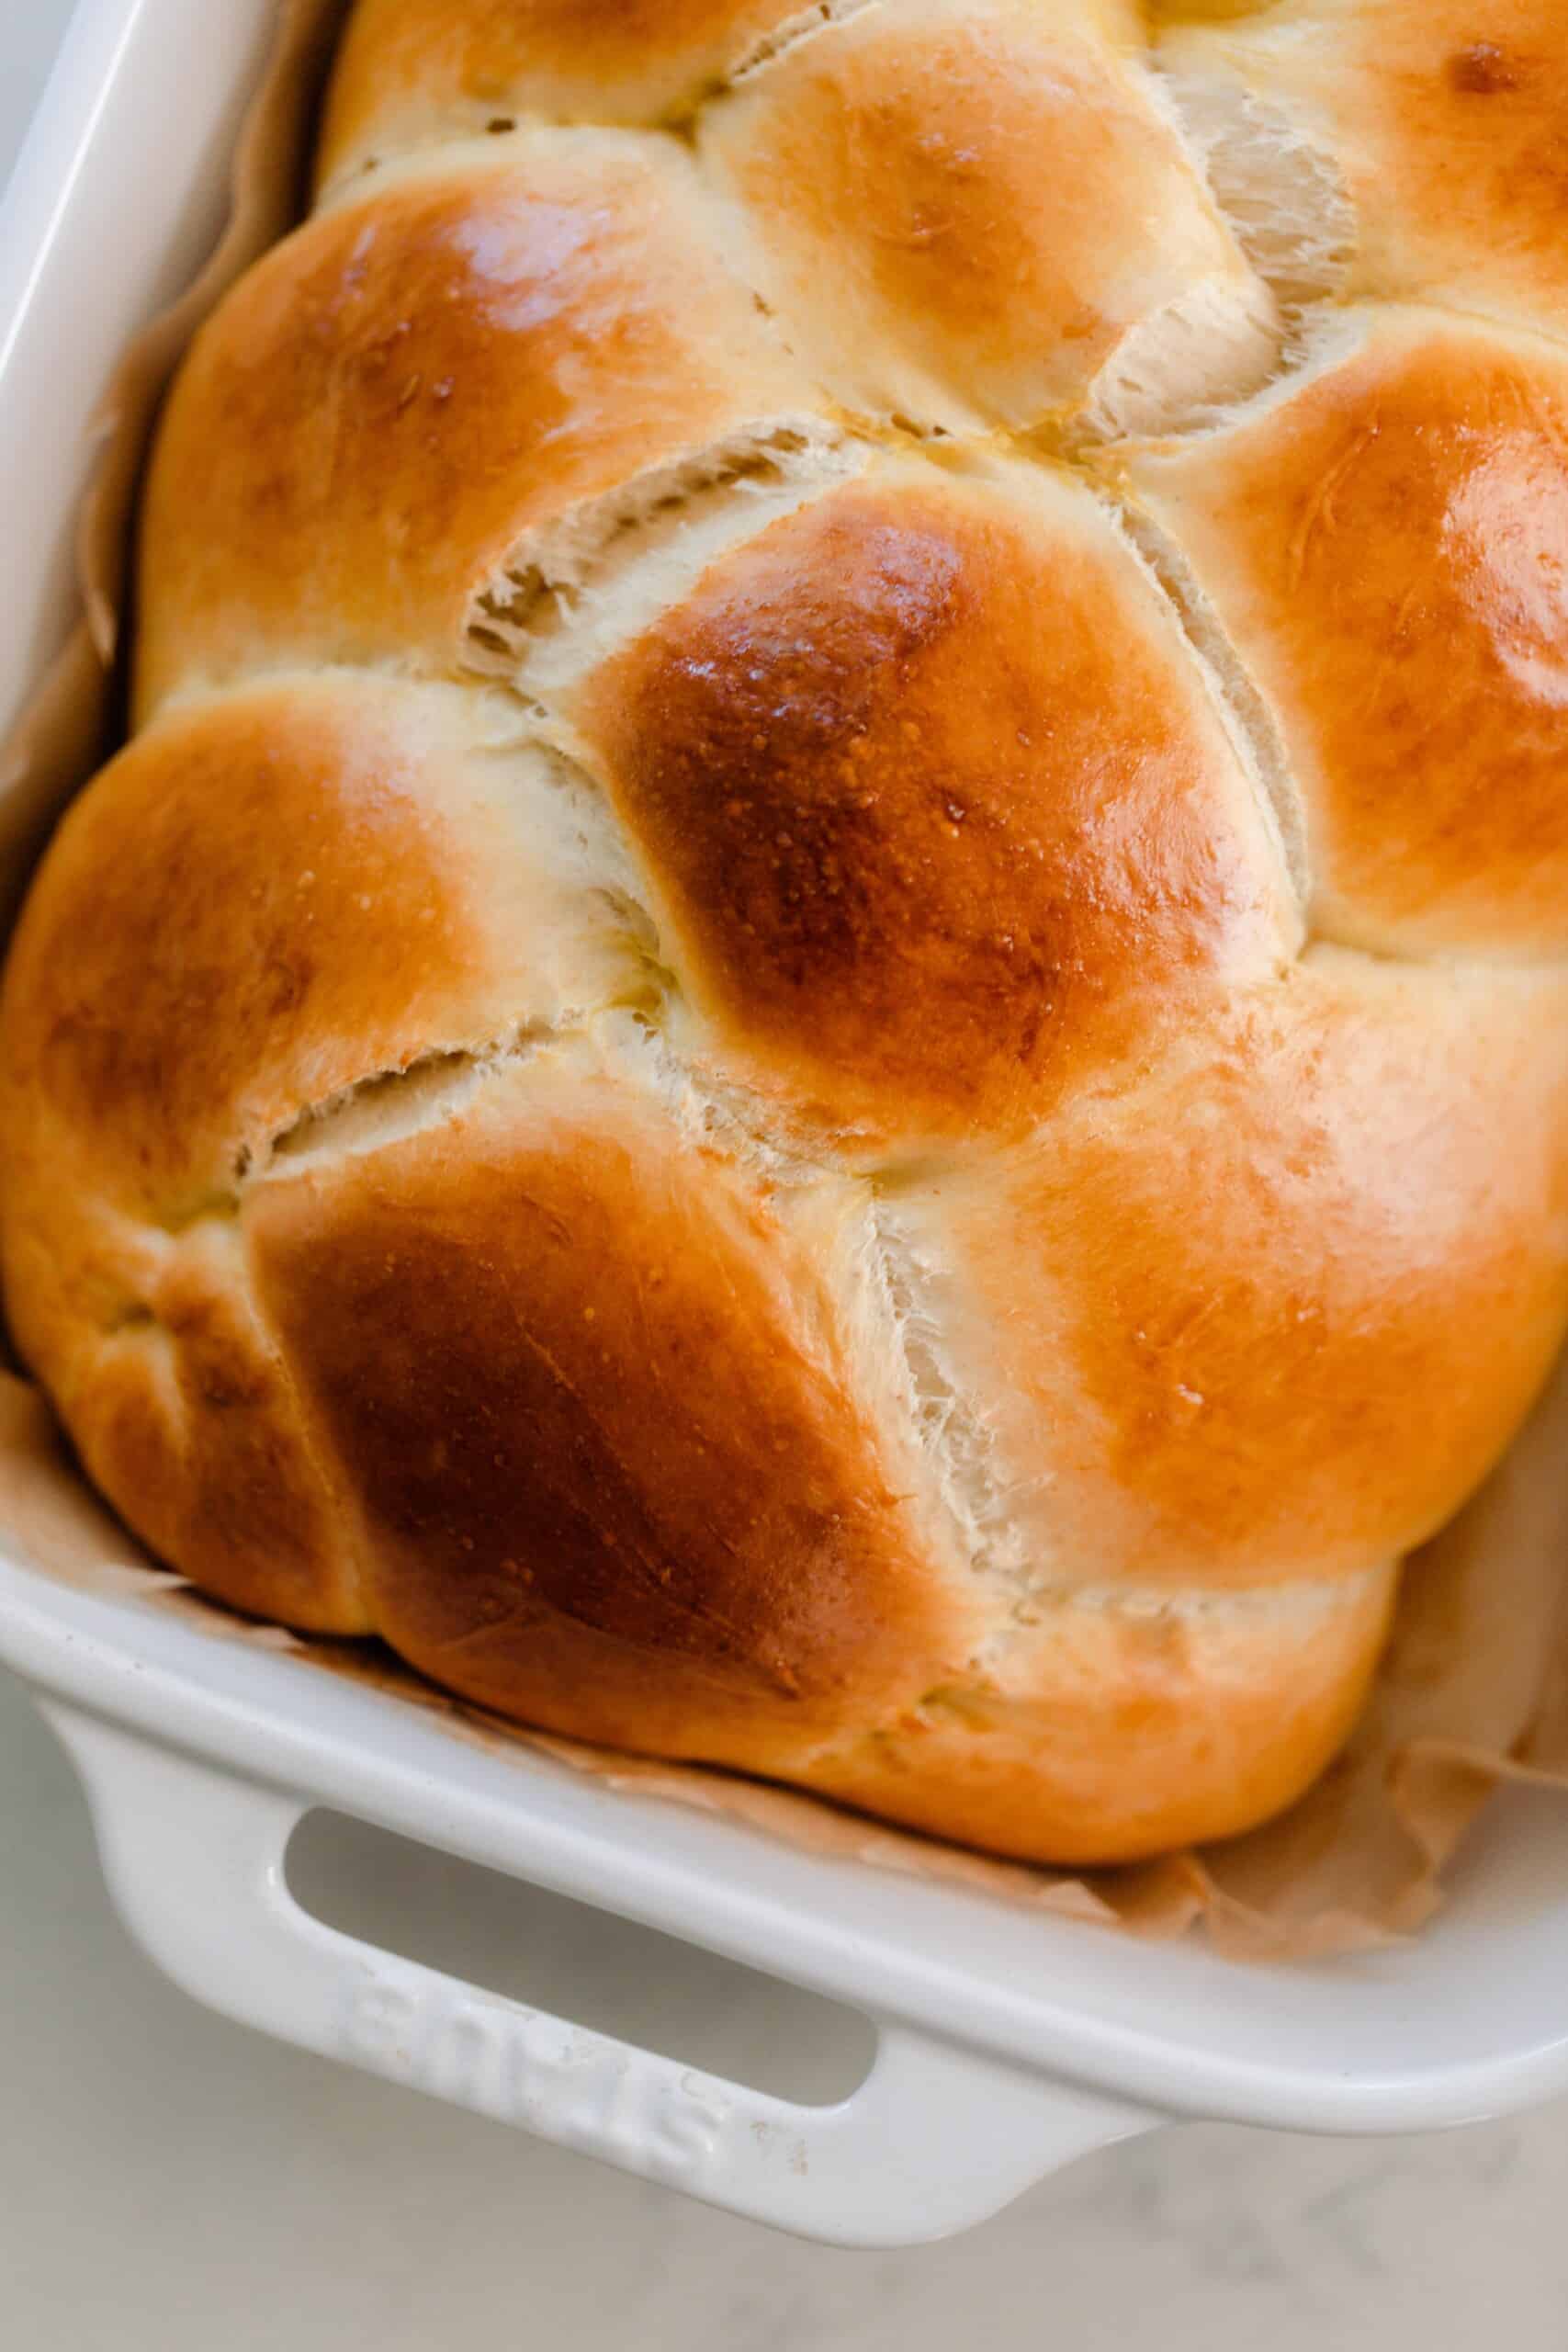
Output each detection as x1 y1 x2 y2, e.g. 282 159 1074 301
6 0 1568 1863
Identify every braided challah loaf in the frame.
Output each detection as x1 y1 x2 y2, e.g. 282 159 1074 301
6 0 1568 1863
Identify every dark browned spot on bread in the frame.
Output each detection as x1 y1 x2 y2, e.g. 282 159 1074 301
581 471 1285 1141
1447 41 1522 96
247 1060 963 1755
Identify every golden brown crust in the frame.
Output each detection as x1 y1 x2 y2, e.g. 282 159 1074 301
0 674 642 1218
6 0 1568 1871
889 955 1568 1590
700 0 1273 432
318 0 808 185
245 1047 978 1763
1160 0 1568 332
52 1224 373 1635
806 1569 1397 1865
0 672 658 1645
242 1038 1385 1861
575 461 1296 1145
1128 312 1568 956
136 139 809 712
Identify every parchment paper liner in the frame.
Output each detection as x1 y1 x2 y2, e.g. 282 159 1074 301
1 0 1564 1963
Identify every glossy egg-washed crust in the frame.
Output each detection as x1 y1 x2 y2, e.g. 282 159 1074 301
6 1 1568 1866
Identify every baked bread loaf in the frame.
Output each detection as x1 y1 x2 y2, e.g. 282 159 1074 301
6 0 1568 1864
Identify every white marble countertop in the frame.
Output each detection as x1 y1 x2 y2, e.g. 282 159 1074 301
6 10 1568 2345
6 1668 1568 2351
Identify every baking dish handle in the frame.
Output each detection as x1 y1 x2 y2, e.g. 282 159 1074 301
44 1703 1161 2247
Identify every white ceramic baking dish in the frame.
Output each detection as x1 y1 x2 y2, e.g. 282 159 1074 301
4 0 1568 2254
